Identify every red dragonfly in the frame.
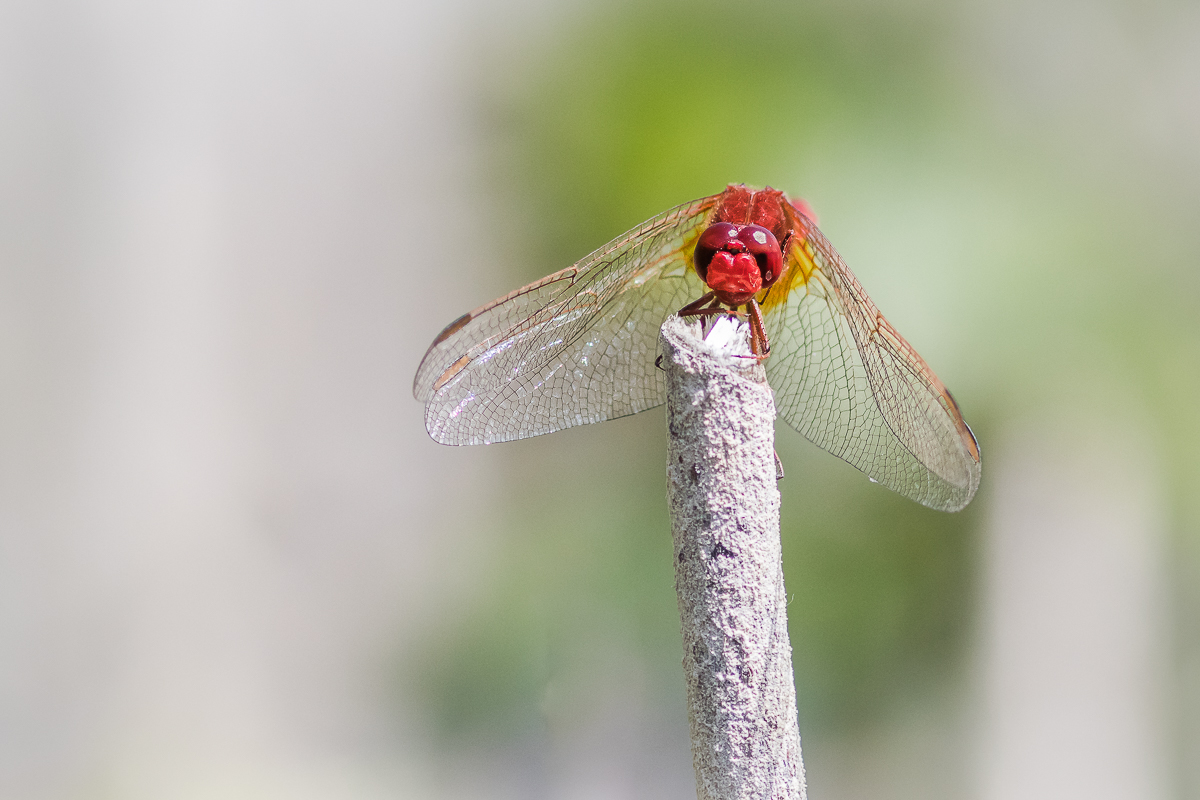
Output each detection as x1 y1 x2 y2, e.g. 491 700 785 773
414 184 980 511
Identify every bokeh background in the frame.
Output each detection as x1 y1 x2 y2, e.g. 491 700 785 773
2 0 1196 798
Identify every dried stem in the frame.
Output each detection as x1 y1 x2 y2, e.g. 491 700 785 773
661 314 806 800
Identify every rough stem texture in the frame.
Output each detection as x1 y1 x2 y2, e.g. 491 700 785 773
661 315 806 800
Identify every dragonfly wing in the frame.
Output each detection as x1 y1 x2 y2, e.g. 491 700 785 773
414 197 717 445
761 209 980 511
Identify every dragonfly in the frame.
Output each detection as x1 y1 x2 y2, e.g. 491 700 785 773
413 184 980 512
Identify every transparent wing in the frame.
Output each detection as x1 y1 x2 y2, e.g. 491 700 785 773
761 207 980 511
414 196 717 445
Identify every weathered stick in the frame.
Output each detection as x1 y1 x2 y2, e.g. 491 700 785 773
661 314 806 800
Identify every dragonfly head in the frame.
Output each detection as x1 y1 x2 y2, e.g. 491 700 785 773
694 222 784 306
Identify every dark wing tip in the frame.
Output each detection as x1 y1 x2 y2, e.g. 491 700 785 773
413 312 476 401
942 388 981 464
433 312 473 346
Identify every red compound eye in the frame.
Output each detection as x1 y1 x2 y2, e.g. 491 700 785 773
694 222 784 289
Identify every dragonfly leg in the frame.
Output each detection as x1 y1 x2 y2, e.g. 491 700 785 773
677 292 716 317
701 306 744 340
683 307 741 319
680 295 744 340
774 449 785 481
747 298 770 360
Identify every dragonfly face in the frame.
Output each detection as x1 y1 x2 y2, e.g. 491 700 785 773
413 183 981 512
692 222 783 306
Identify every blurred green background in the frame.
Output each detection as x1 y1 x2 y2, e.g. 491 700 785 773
1 0 1195 798
414 1 1195 798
